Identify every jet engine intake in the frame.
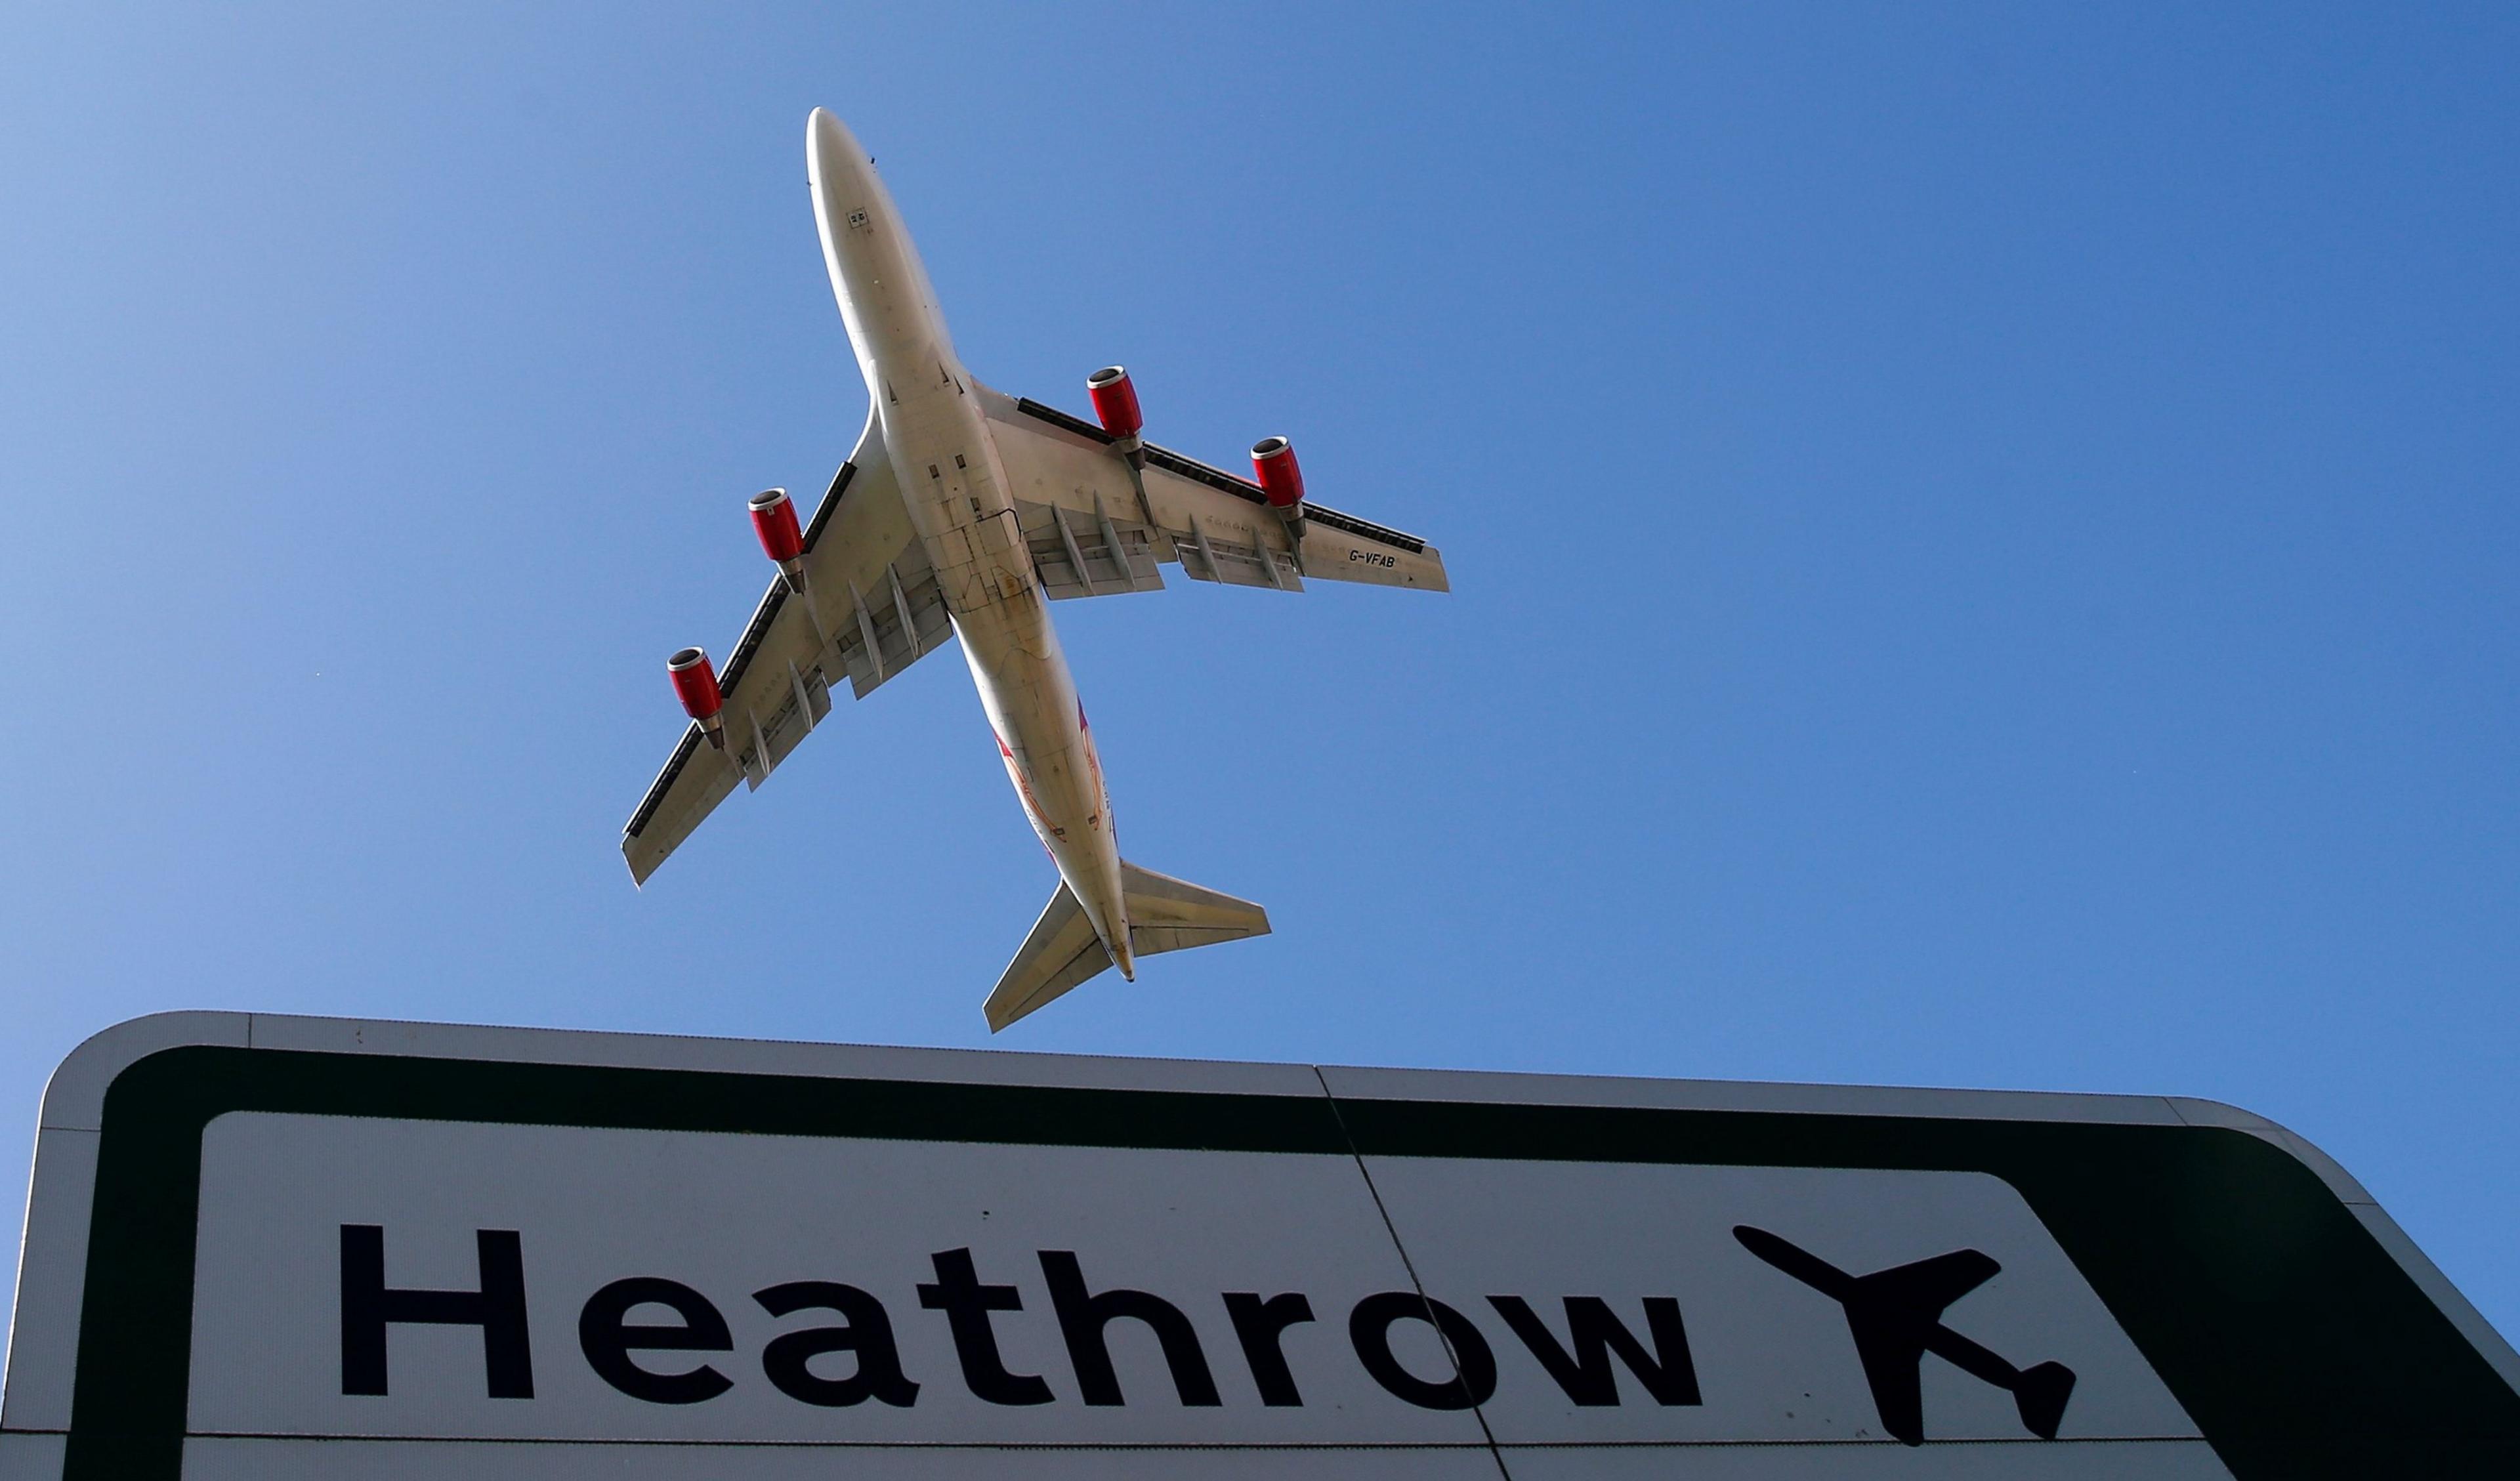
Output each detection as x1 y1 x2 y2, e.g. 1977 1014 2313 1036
668 646 728 749
1251 436 1306 512
749 488 808 593
1087 365 1143 441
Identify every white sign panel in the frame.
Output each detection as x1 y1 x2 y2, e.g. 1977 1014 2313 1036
187 1114 2203 1465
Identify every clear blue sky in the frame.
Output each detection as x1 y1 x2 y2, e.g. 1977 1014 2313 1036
3 3 2514 1345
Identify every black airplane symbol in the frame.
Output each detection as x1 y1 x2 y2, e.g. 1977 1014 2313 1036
1733 1224 2076 1447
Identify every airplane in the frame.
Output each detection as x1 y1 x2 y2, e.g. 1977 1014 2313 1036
621 110 1448 1030
1732 1225 2076 1447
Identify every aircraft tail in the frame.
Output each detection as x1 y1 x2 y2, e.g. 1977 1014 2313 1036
984 863 1269 1032
2011 1361 2075 1440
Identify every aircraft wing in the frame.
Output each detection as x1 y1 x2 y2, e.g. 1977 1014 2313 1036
1844 1249 2000 1446
1858 1248 2001 1322
621 418 952 884
975 384 1448 598
1848 1325 1931 1448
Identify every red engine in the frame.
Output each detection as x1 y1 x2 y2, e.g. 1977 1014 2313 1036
667 646 728 748
749 488 808 592
750 487 803 560
1087 365 1144 440
1251 436 1306 510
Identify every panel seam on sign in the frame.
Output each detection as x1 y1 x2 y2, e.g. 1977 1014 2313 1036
1314 1065 1515 1481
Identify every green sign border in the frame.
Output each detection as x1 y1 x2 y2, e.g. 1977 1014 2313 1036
60 1045 2520 1478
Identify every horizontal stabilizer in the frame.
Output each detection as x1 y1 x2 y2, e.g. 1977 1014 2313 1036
1116 862 1271 955
2012 1360 2076 1440
983 881 1108 1032
983 863 1269 1032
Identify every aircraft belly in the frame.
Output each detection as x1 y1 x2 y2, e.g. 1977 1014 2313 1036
962 604 1094 831
880 375 1035 611
958 595 1126 949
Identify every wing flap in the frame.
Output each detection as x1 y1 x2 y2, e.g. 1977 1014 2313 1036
1168 516 1302 591
835 556 954 699
734 654 838 791
1015 498 1166 600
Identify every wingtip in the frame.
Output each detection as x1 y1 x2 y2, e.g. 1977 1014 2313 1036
982 984 1053 1033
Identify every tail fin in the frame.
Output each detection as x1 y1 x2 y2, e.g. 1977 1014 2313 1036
983 862 1269 1032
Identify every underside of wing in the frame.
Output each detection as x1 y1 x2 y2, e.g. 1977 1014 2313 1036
975 384 1447 596
621 418 949 884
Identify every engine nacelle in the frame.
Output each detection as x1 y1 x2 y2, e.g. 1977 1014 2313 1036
668 646 728 749
749 488 808 592
1087 365 1144 441
1251 436 1305 511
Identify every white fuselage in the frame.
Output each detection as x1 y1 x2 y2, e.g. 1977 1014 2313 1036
805 110 1134 977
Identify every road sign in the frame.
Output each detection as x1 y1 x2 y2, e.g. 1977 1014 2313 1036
3 1012 2514 1478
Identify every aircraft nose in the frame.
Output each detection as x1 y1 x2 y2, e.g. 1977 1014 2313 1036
806 108 864 178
